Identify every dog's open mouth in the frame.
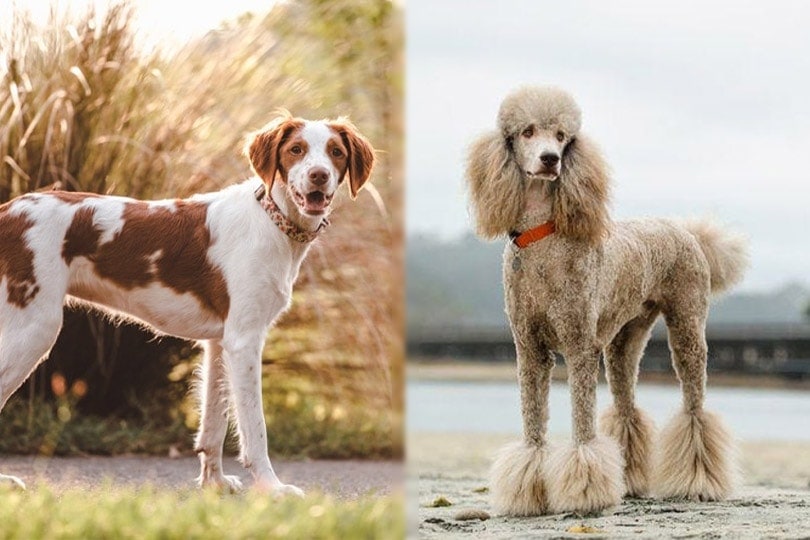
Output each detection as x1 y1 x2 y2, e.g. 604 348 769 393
526 170 559 181
292 188 333 215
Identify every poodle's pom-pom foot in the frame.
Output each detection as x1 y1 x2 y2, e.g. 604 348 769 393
600 405 655 497
490 440 548 516
654 408 738 501
544 435 625 515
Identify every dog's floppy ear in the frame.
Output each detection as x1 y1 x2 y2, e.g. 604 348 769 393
246 111 302 191
331 120 376 199
552 134 611 244
465 129 525 239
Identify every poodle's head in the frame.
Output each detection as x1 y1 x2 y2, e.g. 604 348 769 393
498 86 581 182
466 85 610 243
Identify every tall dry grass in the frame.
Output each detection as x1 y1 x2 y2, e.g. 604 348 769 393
0 0 402 458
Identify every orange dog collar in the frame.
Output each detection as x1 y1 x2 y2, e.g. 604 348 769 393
510 221 556 248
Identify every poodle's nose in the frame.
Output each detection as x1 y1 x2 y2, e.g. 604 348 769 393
540 153 560 167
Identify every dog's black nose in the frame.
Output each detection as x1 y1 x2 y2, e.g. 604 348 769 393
308 167 329 186
540 153 560 167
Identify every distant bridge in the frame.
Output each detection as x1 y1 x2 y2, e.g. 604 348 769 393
407 323 810 380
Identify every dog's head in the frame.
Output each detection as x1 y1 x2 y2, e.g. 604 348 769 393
498 86 582 183
247 111 375 216
466 86 610 244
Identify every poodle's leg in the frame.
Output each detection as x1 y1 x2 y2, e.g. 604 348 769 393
654 309 736 501
194 339 243 493
600 313 658 497
490 323 554 516
545 346 624 514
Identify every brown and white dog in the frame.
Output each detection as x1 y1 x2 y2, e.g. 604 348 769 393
0 112 375 494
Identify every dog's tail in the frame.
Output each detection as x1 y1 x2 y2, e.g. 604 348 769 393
683 219 748 294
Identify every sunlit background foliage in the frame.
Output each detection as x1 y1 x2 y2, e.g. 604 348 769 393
0 0 403 459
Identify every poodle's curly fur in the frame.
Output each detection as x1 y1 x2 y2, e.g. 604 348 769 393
467 85 748 516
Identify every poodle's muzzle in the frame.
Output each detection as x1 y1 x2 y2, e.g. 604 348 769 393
515 132 564 181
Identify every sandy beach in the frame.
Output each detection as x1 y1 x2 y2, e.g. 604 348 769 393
410 432 810 538
408 363 810 538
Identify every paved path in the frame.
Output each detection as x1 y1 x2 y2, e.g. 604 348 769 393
0 456 402 499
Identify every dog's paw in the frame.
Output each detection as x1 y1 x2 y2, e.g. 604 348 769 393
0 474 26 490
544 435 625 515
253 478 305 498
272 483 305 499
198 473 244 493
220 474 244 493
490 440 548 516
654 408 737 501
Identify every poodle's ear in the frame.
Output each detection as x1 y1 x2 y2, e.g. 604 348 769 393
245 111 302 191
465 130 525 239
552 134 611 244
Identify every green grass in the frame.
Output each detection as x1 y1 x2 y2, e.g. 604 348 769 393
0 398 190 456
0 380 397 459
0 485 404 539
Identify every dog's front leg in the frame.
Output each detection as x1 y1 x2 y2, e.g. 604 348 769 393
490 322 554 516
223 334 304 498
545 346 625 514
195 339 243 492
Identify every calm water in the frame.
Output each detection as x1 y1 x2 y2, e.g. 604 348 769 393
407 380 810 441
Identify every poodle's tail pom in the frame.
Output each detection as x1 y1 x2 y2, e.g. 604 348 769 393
683 219 748 294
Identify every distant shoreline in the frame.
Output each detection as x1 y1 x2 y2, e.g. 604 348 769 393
408 358 810 390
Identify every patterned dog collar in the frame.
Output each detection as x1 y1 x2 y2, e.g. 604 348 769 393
255 184 329 243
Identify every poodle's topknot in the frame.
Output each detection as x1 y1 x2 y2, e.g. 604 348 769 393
498 86 582 138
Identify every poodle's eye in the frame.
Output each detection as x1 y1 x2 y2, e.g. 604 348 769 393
556 131 565 142
521 126 534 138
290 145 303 155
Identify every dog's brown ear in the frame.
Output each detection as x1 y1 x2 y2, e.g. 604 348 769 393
465 129 525 239
246 112 302 190
331 120 375 199
553 134 611 244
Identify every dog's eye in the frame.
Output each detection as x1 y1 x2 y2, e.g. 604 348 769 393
331 147 344 158
556 131 565 142
290 145 303 155
521 126 534 138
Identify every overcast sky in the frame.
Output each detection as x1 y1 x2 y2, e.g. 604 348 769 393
406 0 810 292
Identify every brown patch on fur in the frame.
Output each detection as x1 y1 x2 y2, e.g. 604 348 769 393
49 191 102 205
62 200 230 320
246 111 305 191
328 120 375 199
62 207 101 264
552 135 611 244
0 202 40 307
326 135 349 181
277 130 309 177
